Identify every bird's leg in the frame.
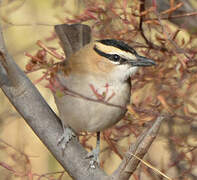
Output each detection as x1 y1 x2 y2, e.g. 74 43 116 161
86 131 100 169
58 125 76 150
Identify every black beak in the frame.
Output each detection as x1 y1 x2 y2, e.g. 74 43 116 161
129 55 156 67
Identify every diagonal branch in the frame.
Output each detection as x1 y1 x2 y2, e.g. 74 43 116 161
0 2 107 180
110 115 166 180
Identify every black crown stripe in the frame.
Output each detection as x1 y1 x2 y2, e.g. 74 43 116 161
93 45 128 64
97 39 137 55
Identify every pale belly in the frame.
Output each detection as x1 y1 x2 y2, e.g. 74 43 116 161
54 74 131 132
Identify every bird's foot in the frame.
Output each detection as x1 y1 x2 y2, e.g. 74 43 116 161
58 127 76 150
86 148 100 169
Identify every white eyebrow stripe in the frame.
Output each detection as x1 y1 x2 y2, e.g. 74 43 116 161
94 41 137 60
108 51 137 60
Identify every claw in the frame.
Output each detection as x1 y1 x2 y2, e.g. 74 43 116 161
86 147 100 169
85 132 100 169
58 127 76 151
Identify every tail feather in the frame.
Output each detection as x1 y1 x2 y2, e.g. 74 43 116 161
55 24 91 58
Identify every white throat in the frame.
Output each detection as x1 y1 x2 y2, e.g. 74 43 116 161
109 65 139 83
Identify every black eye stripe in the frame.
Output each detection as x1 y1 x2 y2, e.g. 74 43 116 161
93 46 128 64
93 46 111 59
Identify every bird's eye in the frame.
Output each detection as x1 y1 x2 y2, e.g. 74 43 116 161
112 54 120 61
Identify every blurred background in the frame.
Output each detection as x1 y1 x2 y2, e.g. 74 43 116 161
0 0 197 179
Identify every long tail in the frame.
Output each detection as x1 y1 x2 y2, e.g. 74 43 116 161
55 24 91 58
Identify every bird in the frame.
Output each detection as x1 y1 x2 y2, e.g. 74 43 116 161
53 24 156 168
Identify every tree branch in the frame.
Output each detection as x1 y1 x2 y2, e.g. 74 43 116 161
110 115 166 180
0 2 107 180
